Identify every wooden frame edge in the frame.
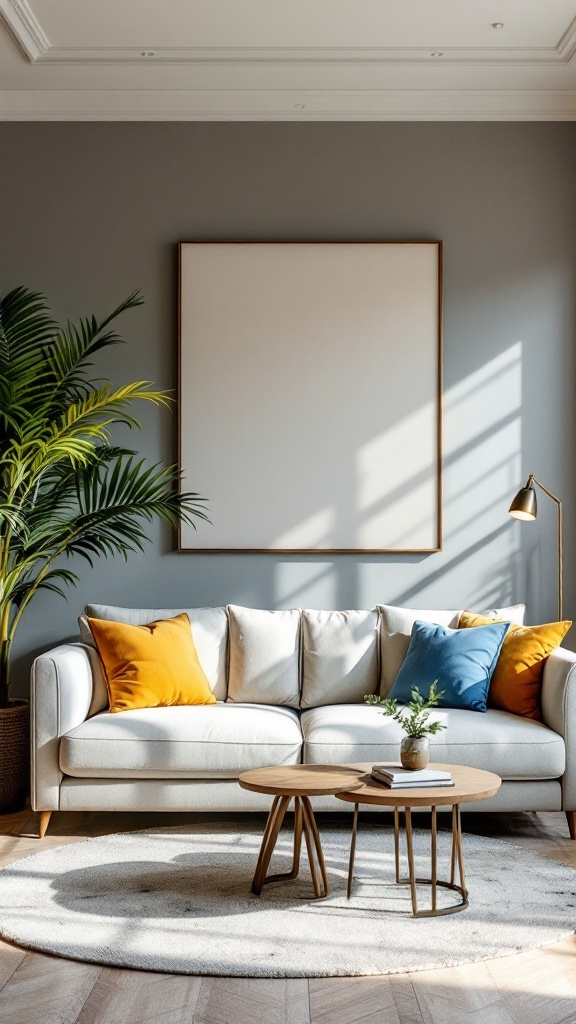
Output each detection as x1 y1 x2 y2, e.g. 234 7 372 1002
177 239 443 555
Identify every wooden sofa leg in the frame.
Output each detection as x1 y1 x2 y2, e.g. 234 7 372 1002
566 811 576 840
38 811 53 839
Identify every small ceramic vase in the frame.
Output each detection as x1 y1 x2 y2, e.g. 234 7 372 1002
400 735 430 770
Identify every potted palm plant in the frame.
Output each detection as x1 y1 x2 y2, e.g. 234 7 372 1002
0 286 208 812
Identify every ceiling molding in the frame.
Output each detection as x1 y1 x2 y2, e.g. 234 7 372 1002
0 0 49 61
2 4 575 68
1 4 575 121
28 43 576 67
2 89 576 121
557 15 576 62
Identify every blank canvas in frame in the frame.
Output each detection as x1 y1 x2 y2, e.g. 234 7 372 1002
179 241 442 552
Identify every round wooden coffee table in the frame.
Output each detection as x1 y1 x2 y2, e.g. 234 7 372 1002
336 763 501 918
239 764 364 898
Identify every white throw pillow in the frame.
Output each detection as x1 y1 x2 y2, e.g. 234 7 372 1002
80 604 229 701
379 602 525 696
227 605 300 707
301 609 379 708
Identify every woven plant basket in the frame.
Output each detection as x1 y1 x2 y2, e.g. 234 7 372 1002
0 701 29 814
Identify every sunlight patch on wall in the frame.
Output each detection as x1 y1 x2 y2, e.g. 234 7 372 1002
273 508 335 550
420 342 522 607
356 343 523 610
445 344 522 531
271 343 523 610
356 402 436 549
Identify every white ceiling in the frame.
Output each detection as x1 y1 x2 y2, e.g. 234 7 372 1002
1 0 576 120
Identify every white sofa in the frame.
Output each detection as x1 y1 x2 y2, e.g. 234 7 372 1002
30 603 576 838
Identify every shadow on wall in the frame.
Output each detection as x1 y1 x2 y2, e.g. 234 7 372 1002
274 343 524 613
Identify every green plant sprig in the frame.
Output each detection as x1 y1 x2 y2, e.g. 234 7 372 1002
364 681 446 738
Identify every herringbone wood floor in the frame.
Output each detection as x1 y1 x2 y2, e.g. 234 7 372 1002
0 807 575 1024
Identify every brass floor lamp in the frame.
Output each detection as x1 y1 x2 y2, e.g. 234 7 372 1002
508 475 563 621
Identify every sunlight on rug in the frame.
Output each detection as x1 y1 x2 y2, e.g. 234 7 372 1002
0 823 574 977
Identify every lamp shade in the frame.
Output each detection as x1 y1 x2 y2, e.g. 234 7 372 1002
509 485 537 521
506 474 562 621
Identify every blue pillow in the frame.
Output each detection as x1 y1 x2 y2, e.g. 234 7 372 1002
388 619 509 713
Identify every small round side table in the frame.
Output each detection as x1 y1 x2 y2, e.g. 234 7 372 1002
239 764 363 898
336 763 501 918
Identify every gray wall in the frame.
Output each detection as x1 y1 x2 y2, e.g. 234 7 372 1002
1 122 575 695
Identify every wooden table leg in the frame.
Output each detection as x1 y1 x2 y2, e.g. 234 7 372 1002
394 807 401 883
251 795 291 895
404 806 419 917
450 804 458 886
347 802 359 899
252 795 281 893
431 806 437 913
388 802 470 918
455 805 467 898
292 795 303 877
301 796 329 898
265 795 303 885
402 803 468 918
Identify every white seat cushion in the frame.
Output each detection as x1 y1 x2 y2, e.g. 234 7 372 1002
301 609 379 708
301 704 564 780
60 704 302 779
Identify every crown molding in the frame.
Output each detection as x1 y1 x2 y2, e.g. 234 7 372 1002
0 0 49 61
2 88 576 121
27 43 576 67
1 4 575 121
0 3 575 68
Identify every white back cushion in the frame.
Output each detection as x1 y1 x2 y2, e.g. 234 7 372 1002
81 604 229 701
227 605 300 707
379 603 525 696
81 642 110 716
301 609 379 708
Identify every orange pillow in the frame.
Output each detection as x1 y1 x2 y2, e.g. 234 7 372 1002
88 612 217 713
458 612 571 719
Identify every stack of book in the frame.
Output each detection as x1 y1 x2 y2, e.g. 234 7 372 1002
371 765 454 788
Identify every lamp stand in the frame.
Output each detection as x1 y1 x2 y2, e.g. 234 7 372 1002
529 476 563 621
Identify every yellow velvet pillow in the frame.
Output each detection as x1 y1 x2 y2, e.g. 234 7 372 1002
87 612 217 713
458 612 571 720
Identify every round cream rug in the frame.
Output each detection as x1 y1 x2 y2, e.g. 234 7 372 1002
0 823 574 977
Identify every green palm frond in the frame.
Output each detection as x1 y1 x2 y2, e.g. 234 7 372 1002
46 290 143 401
0 503 27 535
53 381 171 434
10 455 209 613
11 567 79 606
12 383 170 477
0 288 58 438
0 288 210 706
0 287 56 370
67 454 209 564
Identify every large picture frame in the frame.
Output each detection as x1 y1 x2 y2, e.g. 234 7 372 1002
178 240 443 553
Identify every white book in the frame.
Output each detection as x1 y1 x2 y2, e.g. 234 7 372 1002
377 778 453 786
371 764 452 784
373 777 455 789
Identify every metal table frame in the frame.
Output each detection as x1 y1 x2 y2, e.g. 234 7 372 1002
347 803 469 917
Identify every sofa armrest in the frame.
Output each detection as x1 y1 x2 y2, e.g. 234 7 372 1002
30 643 97 811
541 646 576 810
